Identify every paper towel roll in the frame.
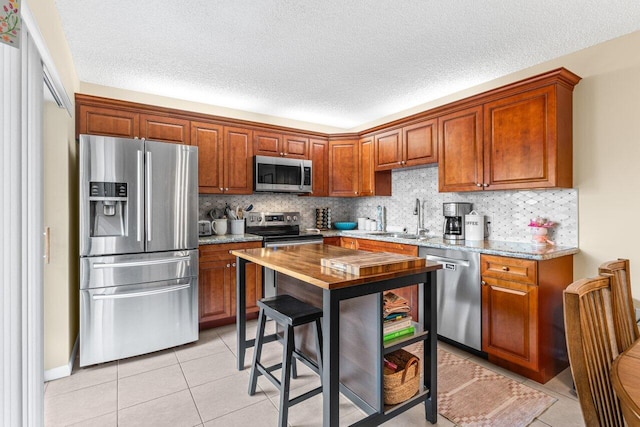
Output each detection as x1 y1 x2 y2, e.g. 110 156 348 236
386 225 407 233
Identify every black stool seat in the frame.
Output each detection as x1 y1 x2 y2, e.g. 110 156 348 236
258 294 323 327
248 294 323 427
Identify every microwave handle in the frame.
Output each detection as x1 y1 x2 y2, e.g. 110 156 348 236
300 161 304 190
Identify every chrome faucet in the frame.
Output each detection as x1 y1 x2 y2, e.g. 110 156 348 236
414 198 421 235
414 198 428 236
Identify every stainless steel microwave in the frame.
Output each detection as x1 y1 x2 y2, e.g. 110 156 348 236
254 155 312 193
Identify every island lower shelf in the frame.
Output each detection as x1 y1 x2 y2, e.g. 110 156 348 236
276 272 434 415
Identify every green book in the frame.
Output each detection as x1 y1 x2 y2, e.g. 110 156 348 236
383 326 415 342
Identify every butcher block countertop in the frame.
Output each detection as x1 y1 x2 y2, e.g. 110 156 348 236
231 244 440 290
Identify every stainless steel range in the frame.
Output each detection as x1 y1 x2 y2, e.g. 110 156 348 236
245 212 323 297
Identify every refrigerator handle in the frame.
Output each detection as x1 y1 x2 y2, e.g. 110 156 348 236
92 255 192 269
92 283 191 300
146 151 152 242
137 150 144 242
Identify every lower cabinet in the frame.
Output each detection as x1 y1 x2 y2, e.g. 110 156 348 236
340 237 419 321
199 242 262 328
480 253 573 383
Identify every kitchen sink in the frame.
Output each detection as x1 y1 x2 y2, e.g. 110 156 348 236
364 232 427 240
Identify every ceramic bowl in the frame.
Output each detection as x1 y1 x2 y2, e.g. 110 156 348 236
334 222 357 230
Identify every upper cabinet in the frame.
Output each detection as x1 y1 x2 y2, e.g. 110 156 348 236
438 106 484 192
438 69 580 192
254 130 309 159
374 119 437 171
309 138 329 196
77 104 139 139
328 137 391 197
139 114 190 145
191 122 253 194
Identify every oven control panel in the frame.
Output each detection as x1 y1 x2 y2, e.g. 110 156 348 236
246 212 301 226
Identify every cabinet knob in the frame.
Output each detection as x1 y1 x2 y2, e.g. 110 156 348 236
402 161 406 165
481 280 487 286
225 188 229 191
226 263 230 268
228 250 232 254
220 187 223 191
398 161 402 165
502 266 509 271
483 183 489 187
476 183 482 187
232 262 236 267
354 191 358 195
283 152 288 156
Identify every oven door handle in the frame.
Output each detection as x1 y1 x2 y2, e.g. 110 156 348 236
264 240 323 248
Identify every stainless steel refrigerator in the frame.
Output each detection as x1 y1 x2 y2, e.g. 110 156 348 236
79 134 198 367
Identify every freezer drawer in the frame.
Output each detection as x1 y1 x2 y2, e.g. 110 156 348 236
79 278 198 367
80 250 198 290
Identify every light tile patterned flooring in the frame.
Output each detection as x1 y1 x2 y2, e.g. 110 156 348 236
44 321 585 426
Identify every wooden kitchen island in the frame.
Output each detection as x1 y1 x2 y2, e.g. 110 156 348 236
232 244 441 427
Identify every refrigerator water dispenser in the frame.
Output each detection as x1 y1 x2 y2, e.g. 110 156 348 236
89 181 128 237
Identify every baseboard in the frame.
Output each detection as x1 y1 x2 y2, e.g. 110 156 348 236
44 335 78 382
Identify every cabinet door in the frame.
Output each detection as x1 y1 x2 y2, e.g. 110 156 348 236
310 139 329 196
359 136 374 197
483 86 557 190
139 114 190 145
235 263 263 316
328 139 359 197
254 131 283 157
482 277 539 371
283 134 309 159
199 260 233 324
374 129 402 171
323 236 341 246
192 121 224 194
438 106 484 192
403 119 437 167
340 237 358 250
224 126 253 194
77 105 139 139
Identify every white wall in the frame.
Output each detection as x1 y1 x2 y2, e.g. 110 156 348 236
28 0 80 372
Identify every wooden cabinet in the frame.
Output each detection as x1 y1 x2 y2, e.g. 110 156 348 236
482 85 572 190
438 106 484 192
139 114 190 144
309 138 329 196
193 122 253 194
403 119 438 167
374 119 437 171
224 126 254 194
328 138 391 197
77 104 139 139
359 136 375 197
254 130 309 159
439 72 578 192
480 254 573 383
328 139 359 197
374 129 403 170
77 104 190 144
198 242 262 328
322 236 341 246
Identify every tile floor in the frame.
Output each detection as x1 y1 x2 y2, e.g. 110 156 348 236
44 321 585 426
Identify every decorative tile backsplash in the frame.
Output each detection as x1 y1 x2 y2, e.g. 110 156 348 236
199 166 578 247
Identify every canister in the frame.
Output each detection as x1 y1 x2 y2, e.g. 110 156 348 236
465 211 485 240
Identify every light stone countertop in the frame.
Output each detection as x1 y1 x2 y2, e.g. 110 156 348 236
199 229 578 261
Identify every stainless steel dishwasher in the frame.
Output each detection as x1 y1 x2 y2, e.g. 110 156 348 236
419 247 481 351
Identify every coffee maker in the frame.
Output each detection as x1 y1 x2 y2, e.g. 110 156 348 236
443 202 472 241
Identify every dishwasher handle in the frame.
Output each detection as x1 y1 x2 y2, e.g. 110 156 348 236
424 254 470 267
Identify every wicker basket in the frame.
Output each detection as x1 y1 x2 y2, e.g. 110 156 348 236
383 348 420 405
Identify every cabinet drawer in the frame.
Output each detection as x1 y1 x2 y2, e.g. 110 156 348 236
199 242 261 262
356 238 417 256
481 254 537 285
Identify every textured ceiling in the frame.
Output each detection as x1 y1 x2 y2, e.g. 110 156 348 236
54 0 640 130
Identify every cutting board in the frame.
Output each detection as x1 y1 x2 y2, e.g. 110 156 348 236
321 252 425 276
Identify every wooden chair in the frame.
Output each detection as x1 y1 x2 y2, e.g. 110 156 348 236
564 275 625 427
599 259 639 352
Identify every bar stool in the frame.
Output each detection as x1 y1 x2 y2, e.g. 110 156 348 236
248 294 323 427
